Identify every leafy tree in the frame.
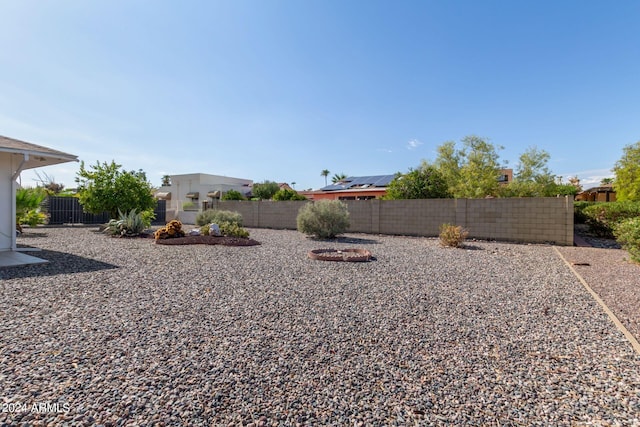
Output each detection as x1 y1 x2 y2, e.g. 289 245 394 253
613 141 640 201
252 180 280 200
383 163 450 199
601 177 615 185
321 169 330 186
568 176 582 193
221 189 246 200
435 135 502 198
272 188 307 201
161 175 171 186
75 160 156 219
514 146 552 182
331 173 347 184
501 146 561 197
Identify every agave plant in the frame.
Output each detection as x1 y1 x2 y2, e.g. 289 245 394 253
104 208 146 237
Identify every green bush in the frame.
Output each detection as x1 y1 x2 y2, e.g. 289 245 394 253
182 201 197 211
272 188 307 201
439 223 469 248
16 187 48 228
221 190 246 201
297 200 350 239
574 201 597 224
614 217 640 263
104 209 146 237
196 209 243 227
583 201 640 237
219 221 250 238
200 225 210 236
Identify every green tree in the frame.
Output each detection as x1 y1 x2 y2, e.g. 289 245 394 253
501 146 558 197
613 141 640 201
383 163 450 199
514 146 552 182
321 169 330 186
75 160 156 219
435 135 502 198
221 189 246 200
601 177 615 185
272 188 307 201
161 175 171 186
331 173 347 184
252 180 280 200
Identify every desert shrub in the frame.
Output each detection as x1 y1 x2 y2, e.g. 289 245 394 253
222 190 246 201
219 221 250 238
272 188 307 201
196 209 243 227
573 201 596 224
104 209 146 237
200 225 211 236
182 201 197 210
18 210 48 228
140 209 156 228
614 217 640 263
439 223 469 248
297 200 350 239
154 219 186 240
583 201 640 238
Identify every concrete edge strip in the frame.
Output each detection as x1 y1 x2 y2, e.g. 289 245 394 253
553 246 640 355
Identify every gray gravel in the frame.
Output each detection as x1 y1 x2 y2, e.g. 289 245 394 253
2 227 640 426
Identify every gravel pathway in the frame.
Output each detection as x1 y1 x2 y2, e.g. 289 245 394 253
1 227 639 426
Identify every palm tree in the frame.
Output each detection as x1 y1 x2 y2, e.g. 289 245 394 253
332 173 347 184
321 169 330 186
161 175 171 187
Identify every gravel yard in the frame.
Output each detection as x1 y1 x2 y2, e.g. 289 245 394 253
2 227 640 426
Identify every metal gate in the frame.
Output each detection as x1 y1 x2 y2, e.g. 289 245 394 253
46 197 166 225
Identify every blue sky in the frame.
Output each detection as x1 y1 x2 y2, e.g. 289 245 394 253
1 0 638 191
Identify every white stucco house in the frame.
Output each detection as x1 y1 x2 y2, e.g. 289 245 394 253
156 173 252 220
0 135 78 267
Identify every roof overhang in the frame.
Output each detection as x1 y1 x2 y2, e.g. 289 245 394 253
156 191 171 200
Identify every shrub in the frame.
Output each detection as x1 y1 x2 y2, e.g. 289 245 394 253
574 201 596 224
196 209 243 227
200 225 210 236
219 221 250 238
439 223 469 248
583 201 640 238
614 217 640 263
104 209 146 237
16 187 48 229
297 200 350 239
182 201 197 211
272 188 307 201
222 190 246 201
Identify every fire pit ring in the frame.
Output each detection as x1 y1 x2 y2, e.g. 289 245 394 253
308 248 372 262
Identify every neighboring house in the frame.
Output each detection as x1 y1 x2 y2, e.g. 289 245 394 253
0 135 77 267
302 175 395 200
155 173 253 213
576 184 617 202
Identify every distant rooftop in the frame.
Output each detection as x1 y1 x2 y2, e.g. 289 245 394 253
319 175 395 191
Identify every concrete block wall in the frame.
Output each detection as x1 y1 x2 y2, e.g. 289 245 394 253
181 197 574 245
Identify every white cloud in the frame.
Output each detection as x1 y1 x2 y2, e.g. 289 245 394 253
406 139 423 150
376 148 393 153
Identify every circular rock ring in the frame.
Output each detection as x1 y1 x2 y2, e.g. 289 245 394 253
308 248 372 262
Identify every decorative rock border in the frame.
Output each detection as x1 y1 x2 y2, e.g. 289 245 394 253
308 248 372 262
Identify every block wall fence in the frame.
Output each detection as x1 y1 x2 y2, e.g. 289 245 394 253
176 197 574 246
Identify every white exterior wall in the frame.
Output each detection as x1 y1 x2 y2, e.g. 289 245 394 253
165 173 252 213
0 153 14 250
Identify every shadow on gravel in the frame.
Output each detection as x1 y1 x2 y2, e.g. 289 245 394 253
0 250 118 280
